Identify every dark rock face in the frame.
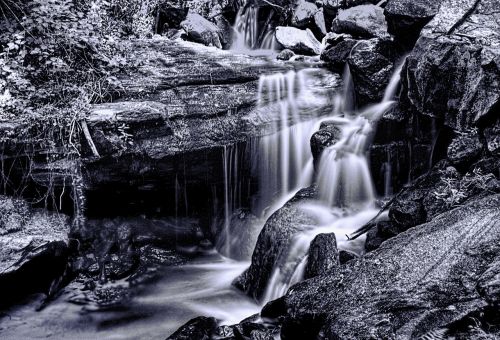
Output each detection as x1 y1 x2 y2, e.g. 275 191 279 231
278 194 500 339
320 38 357 70
310 120 342 168
447 131 483 167
348 38 396 106
332 4 390 39
402 0 500 132
384 0 442 46
484 118 500 155
166 316 218 340
0 196 70 307
304 233 339 279
234 187 319 301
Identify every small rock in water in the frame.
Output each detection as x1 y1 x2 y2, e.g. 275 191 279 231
275 26 323 55
277 49 296 61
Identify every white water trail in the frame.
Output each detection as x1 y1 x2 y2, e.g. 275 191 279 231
231 3 277 54
262 59 406 304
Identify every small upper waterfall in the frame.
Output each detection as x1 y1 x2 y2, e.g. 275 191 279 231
231 3 277 52
262 60 406 303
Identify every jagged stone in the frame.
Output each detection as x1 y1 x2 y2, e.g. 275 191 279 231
447 131 483 167
0 196 70 307
332 4 390 39
278 194 500 339
320 38 357 70
402 0 500 131
310 120 342 168
275 27 323 55
180 13 222 48
166 316 218 339
347 38 396 106
304 233 339 279
384 0 443 45
234 187 319 301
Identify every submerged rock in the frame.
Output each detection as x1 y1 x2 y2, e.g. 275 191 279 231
180 13 222 48
275 27 323 55
0 196 70 306
278 194 500 339
332 4 390 39
234 187 319 301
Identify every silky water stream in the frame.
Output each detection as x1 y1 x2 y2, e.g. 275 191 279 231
0 63 404 339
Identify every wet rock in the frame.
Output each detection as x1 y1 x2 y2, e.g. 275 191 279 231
477 257 500 306
447 131 483 167
275 27 323 55
332 4 390 39
310 120 342 167
277 49 295 61
279 194 500 339
0 196 70 306
402 0 500 131
384 0 442 45
364 226 383 252
369 141 410 195
483 119 500 155
304 233 339 279
322 32 353 48
216 208 260 261
167 316 218 339
320 38 357 70
313 9 327 37
215 15 234 49
347 38 396 106
323 0 379 14
338 250 357 264
292 1 319 28
180 13 222 48
234 187 319 301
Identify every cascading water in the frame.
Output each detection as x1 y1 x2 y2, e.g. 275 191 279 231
231 3 277 52
262 61 406 303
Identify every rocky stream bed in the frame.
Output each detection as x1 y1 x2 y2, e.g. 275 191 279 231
1 0 499 339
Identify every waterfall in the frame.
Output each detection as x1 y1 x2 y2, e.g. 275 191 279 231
251 70 321 217
262 60 406 303
231 4 276 52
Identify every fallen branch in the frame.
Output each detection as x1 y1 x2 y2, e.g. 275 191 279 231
80 120 100 158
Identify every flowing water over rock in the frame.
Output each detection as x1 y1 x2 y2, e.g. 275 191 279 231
261 61 405 303
231 4 277 53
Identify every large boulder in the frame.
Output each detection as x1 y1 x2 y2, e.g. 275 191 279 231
180 13 223 48
384 0 443 45
332 4 390 39
347 38 396 106
0 196 70 307
275 27 323 55
277 194 500 339
447 131 483 168
323 0 378 14
233 187 319 301
402 0 500 132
